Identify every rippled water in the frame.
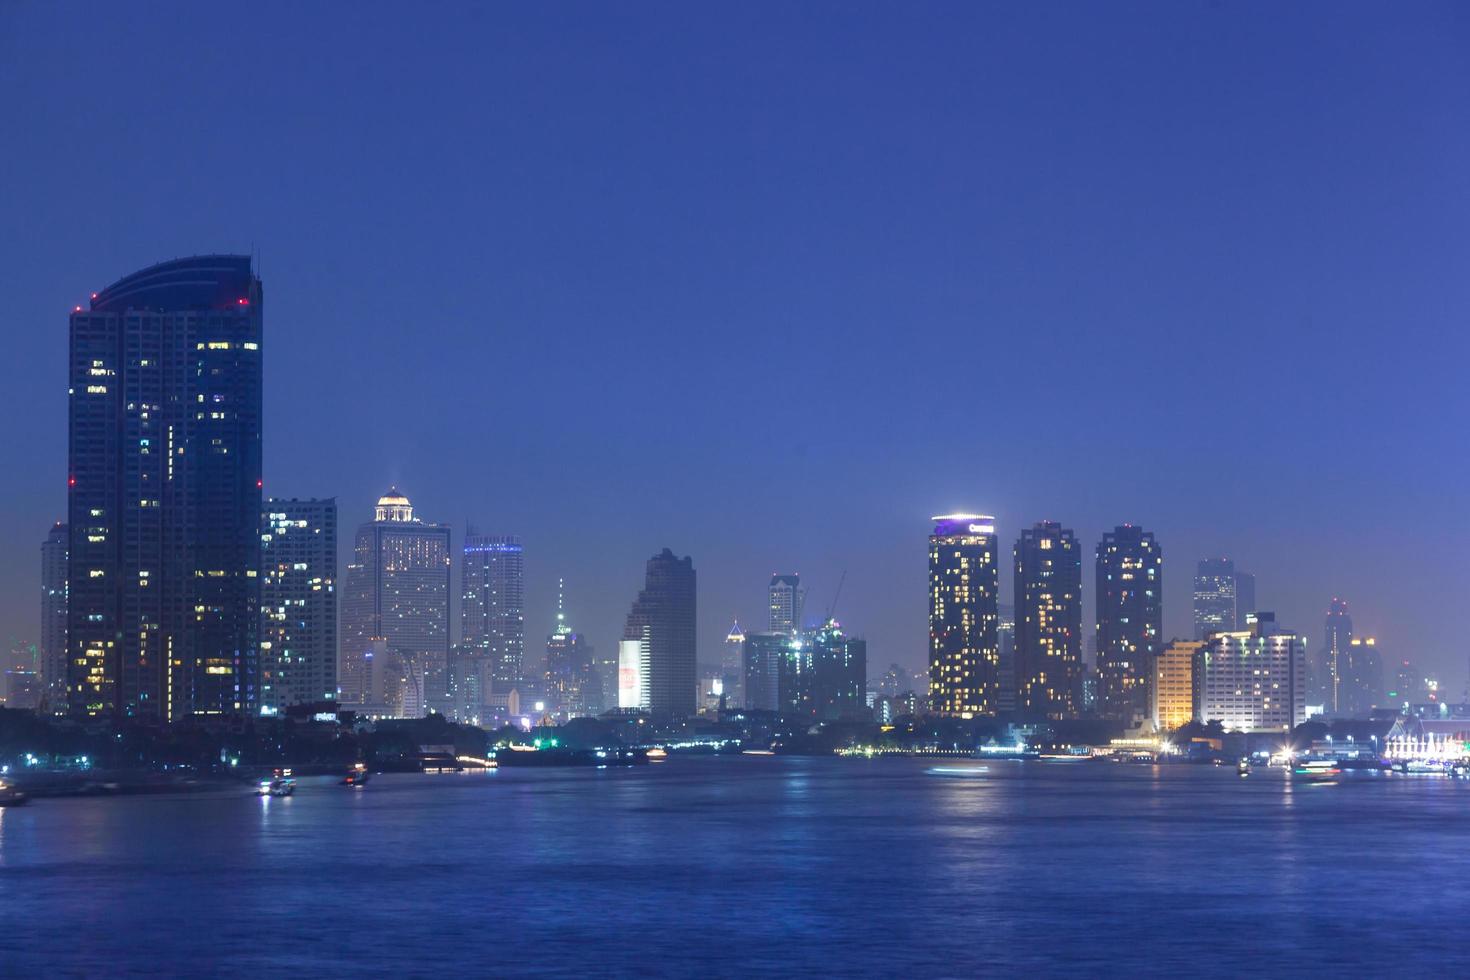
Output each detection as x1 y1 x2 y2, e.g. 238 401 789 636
2 757 1468 976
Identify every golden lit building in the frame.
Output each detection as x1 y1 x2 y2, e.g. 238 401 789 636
1153 639 1203 732
928 514 999 718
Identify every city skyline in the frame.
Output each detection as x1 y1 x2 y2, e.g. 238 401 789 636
2 3 1466 689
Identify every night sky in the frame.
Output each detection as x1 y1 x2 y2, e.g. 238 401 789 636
3 3 1467 687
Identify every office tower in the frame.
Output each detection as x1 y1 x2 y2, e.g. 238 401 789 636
340 489 450 716
40 522 68 712
743 632 786 712
723 620 745 708
623 548 697 715
1094 525 1162 726
1195 613 1306 732
544 580 594 718
996 604 1016 714
1339 637 1383 718
1314 597 1352 714
1233 570 1256 626
1154 640 1203 732
1014 522 1083 720
259 498 337 712
462 531 525 691
68 256 263 721
1193 558 1238 639
779 619 867 722
769 574 804 634
928 514 1000 718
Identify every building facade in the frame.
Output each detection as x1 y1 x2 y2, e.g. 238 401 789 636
769 574 804 634
40 521 68 713
259 498 337 712
1013 521 1083 720
462 531 525 691
1195 613 1306 732
340 489 450 717
779 619 867 722
1094 525 1162 726
1193 558 1238 639
743 632 786 712
723 620 745 708
67 256 263 720
623 548 697 716
1154 639 1203 732
1314 597 1353 714
543 580 595 719
928 514 1000 718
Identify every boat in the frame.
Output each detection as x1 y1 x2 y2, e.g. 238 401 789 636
257 768 296 796
1292 759 1341 782
646 747 668 760
0 778 28 807
341 763 371 787
1237 758 1251 776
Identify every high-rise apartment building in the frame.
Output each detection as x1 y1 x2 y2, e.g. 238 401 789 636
67 256 263 720
260 498 337 712
40 521 68 712
623 548 697 716
769 574 804 634
1014 521 1083 720
928 514 1000 718
1195 613 1306 732
1095 525 1162 726
1154 639 1203 732
340 489 450 716
462 531 525 691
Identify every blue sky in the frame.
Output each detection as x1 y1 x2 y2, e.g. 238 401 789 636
2 2 1467 685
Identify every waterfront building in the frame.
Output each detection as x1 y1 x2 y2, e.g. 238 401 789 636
1195 613 1306 732
743 632 787 712
1154 639 1203 732
1013 522 1083 720
259 498 337 712
543 579 595 718
723 620 745 707
340 489 450 717
1193 558 1238 639
928 514 1000 718
462 531 525 691
623 549 697 715
1094 525 1162 726
769 574 804 634
779 620 868 722
40 521 68 713
67 256 263 720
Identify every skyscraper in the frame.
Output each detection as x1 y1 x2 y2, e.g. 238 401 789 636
779 619 867 722
623 548 697 716
462 531 525 691
928 514 1000 718
1340 636 1383 718
769 574 804 634
743 632 786 712
67 256 263 720
340 489 450 716
260 498 337 711
1195 613 1306 732
1233 570 1256 626
1193 558 1238 639
544 579 595 718
1014 521 1083 720
723 619 745 708
1094 525 1162 726
40 521 68 713
996 603 1016 714
1315 597 1353 714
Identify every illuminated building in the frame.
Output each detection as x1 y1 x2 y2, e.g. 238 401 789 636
67 256 263 720
622 549 697 715
1192 558 1238 639
769 574 804 634
40 521 68 714
1094 525 1162 726
928 514 1000 718
723 619 745 707
1014 521 1083 720
259 498 337 712
1313 597 1352 714
617 639 645 710
462 531 525 691
743 632 786 711
1195 613 1306 732
1153 640 1203 731
780 619 867 722
544 579 595 718
1339 636 1383 718
340 489 450 717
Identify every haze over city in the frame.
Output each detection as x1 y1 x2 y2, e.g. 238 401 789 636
3 1 1467 682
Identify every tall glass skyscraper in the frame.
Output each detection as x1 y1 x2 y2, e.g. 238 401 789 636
260 498 337 711
1094 524 1162 726
1315 597 1353 714
340 489 450 716
67 256 263 720
461 531 525 690
623 548 697 716
40 521 68 714
928 514 1000 718
1014 521 1083 720
769 574 804 634
723 619 745 708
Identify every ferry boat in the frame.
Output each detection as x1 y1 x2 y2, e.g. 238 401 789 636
1292 758 1341 782
341 763 371 787
0 777 28 807
257 768 296 796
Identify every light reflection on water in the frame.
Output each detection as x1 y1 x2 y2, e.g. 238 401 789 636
1 758 1469 976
